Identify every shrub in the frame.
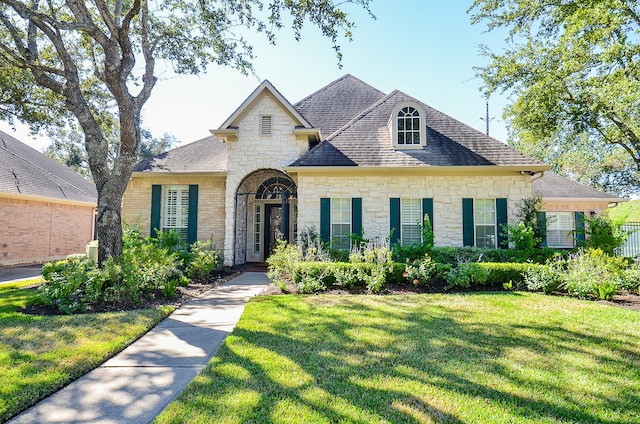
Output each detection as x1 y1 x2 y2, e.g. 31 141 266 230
266 241 302 285
39 256 96 314
581 215 627 255
501 221 539 250
297 275 328 293
429 246 563 265
524 263 563 294
622 264 640 291
563 249 627 299
444 262 489 289
38 226 222 313
477 262 531 287
333 267 359 289
404 254 436 286
186 241 220 280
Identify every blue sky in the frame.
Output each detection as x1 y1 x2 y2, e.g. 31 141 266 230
1 1 511 151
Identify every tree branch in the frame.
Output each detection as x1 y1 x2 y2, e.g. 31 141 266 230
135 0 156 108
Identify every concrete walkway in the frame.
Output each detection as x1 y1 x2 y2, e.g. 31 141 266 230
8 272 270 424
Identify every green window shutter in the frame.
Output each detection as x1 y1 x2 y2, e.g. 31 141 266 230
462 198 474 247
352 198 363 237
575 211 586 245
422 198 434 230
390 198 400 245
320 198 331 243
150 185 161 238
187 185 199 245
537 212 547 247
496 198 508 249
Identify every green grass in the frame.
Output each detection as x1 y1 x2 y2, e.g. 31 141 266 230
607 199 640 223
0 280 173 422
156 293 640 424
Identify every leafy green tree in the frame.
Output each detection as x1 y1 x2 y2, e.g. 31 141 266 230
0 0 371 263
44 123 177 179
470 0 640 194
509 126 640 198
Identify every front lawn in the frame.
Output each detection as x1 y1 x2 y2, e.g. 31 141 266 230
0 280 173 422
156 292 640 423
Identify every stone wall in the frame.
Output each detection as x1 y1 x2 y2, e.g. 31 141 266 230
122 176 227 253
223 93 309 265
296 173 533 246
0 195 95 265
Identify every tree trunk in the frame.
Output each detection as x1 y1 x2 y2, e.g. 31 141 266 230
94 108 141 264
96 193 124 263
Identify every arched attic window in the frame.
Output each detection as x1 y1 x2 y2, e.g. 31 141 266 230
390 102 427 150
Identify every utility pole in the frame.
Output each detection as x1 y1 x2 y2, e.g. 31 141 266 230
480 101 494 136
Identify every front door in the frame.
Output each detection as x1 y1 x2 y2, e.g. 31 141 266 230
264 204 283 258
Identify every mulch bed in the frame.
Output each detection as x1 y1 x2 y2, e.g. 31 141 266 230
20 268 242 316
18 269 640 314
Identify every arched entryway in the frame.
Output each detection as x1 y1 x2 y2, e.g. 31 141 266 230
234 169 297 265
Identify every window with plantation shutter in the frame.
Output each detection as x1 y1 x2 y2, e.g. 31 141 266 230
546 212 575 248
260 115 272 136
401 198 422 245
162 185 189 242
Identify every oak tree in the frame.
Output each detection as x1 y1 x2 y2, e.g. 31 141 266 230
470 0 640 194
0 0 371 263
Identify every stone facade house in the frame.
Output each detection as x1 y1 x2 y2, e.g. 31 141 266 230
0 130 97 265
123 75 625 266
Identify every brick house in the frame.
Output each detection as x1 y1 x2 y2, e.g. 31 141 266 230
123 75 625 266
0 130 97 265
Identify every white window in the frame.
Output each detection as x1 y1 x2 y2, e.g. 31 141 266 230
546 212 575 248
390 102 426 150
331 198 351 250
260 115 272 136
398 107 421 145
475 199 496 248
254 204 261 255
162 185 189 241
401 198 422 245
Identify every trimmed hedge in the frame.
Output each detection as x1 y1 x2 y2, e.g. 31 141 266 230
429 246 563 265
476 262 534 287
293 262 407 288
291 261 540 291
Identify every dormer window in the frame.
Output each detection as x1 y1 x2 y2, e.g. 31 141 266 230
390 102 426 149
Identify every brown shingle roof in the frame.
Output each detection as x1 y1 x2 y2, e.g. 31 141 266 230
533 172 625 200
134 135 227 173
0 130 97 203
294 74 386 138
292 90 546 168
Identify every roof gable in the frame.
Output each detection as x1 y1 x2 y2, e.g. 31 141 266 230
217 80 313 130
0 130 97 203
291 90 547 169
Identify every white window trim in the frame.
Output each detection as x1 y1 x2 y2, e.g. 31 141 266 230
253 203 261 256
546 212 575 248
389 101 427 150
161 185 189 240
331 198 352 250
400 198 423 246
474 198 497 248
